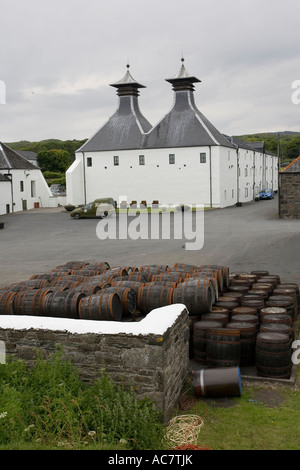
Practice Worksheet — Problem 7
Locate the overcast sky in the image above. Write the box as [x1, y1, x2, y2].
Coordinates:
[0, 0, 299, 142]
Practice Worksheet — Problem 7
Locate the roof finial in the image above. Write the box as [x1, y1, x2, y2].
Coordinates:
[181, 53, 184, 63]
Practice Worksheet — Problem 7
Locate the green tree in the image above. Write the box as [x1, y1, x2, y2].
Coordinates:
[37, 149, 72, 173]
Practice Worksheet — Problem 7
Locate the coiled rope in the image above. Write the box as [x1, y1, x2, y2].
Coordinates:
[164, 387, 212, 450]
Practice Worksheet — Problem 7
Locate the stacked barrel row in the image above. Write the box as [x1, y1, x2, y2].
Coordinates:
[190, 268, 299, 380]
[0, 261, 298, 380]
[0, 261, 225, 322]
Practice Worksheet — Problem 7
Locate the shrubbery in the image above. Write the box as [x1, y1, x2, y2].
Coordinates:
[0, 350, 165, 450]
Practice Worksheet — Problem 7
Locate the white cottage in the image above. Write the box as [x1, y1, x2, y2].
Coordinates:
[0, 142, 52, 215]
[67, 60, 278, 208]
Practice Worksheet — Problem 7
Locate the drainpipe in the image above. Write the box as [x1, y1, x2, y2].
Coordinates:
[209, 146, 212, 208]
[82, 152, 87, 205]
[236, 148, 240, 204]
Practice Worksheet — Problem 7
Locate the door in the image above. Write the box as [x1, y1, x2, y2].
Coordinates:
[22, 200, 27, 211]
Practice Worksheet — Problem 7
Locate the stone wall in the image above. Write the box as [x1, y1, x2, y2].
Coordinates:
[0, 304, 189, 420]
[279, 172, 300, 219]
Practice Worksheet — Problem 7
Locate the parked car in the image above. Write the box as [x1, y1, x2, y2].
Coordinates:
[259, 188, 274, 200]
[70, 198, 117, 219]
[50, 184, 66, 195]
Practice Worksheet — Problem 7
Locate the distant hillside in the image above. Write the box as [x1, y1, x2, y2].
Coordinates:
[5, 132, 300, 163]
[235, 132, 300, 161]
[5, 139, 88, 162]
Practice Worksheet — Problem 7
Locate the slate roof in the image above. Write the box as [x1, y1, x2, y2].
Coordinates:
[0, 173, 11, 182]
[0, 143, 39, 170]
[78, 66, 152, 152]
[143, 61, 235, 149]
[282, 155, 300, 173]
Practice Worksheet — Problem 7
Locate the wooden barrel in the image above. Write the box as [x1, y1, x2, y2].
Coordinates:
[229, 313, 260, 330]
[250, 270, 269, 278]
[232, 306, 258, 316]
[13, 288, 53, 316]
[271, 290, 298, 317]
[0, 290, 17, 315]
[44, 290, 85, 318]
[266, 296, 295, 319]
[70, 283, 103, 296]
[226, 322, 257, 366]
[151, 273, 186, 283]
[172, 284, 212, 316]
[247, 290, 269, 301]
[101, 286, 137, 316]
[251, 283, 273, 295]
[241, 298, 265, 313]
[215, 300, 239, 314]
[110, 280, 145, 296]
[200, 312, 229, 326]
[61, 261, 90, 270]
[127, 273, 148, 282]
[206, 328, 241, 368]
[181, 278, 219, 303]
[192, 367, 242, 398]
[137, 285, 174, 314]
[255, 332, 292, 379]
[227, 285, 249, 295]
[200, 265, 230, 288]
[260, 323, 294, 342]
[259, 313, 293, 326]
[78, 293, 122, 321]
[193, 321, 223, 364]
[222, 291, 243, 303]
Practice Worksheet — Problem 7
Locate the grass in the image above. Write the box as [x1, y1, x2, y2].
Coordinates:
[0, 347, 299, 450]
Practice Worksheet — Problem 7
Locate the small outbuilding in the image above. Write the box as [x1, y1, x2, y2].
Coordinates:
[279, 156, 300, 219]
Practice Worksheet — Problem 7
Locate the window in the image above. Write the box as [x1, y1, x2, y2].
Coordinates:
[169, 154, 175, 164]
[31, 181, 36, 198]
[20, 181, 24, 192]
[200, 153, 206, 163]
[87, 157, 92, 167]
[245, 188, 249, 197]
[139, 155, 145, 166]
[245, 168, 248, 177]
[114, 156, 119, 166]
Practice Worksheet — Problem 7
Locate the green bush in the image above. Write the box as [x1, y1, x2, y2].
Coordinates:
[0, 351, 165, 450]
[43, 171, 64, 180]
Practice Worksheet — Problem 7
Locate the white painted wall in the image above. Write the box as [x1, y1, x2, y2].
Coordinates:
[67, 146, 279, 209]
[5, 169, 52, 212]
[0, 179, 12, 215]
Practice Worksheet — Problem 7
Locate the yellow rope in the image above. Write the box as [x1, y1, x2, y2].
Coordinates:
[164, 414, 205, 447]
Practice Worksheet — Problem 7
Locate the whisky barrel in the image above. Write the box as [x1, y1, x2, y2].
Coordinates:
[78, 293, 122, 321]
[44, 290, 85, 318]
[192, 321, 223, 364]
[206, 328, 241, 368]
[137, 285, 174, 314]
[226, 322, 257, 366]
[229, 314, 260, 330]
[0, 290, 17, 315]
[172, 284, 212, 316]
[255, 332, 292, 379]
[101, 286, 137, 316]
[266, 296, 295, 319]
[13, 288, 53, 316]
[232, 306, 258, 317]
[193, 367, 242, 398]
[200, 312, 229, 326]
[260, 323, 294, 342]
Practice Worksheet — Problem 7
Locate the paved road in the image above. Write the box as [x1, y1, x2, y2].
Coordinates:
[0, 196, 299, 288]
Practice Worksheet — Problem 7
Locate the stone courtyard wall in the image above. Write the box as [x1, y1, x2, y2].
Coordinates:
[0, 304, 189, 420]
[279, 172, 300, 219]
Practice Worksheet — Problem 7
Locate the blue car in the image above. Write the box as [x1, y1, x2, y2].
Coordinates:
[259, 188, 274, 200]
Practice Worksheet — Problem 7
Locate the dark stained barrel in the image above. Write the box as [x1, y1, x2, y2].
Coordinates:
[0, 290, 17, 315]
[137, 285, 175, 314]
[180, 278, 218, 304]
[200, 312, 229, 326]
[110, 280, 145, 296]
[241, 298, 265, 313]
[229, 313, 260, 330]
[232, 306, 258, 317]
[192, 367, 242, 398]
[44, 290, 85, 318]
[260, 323, 294, 342]
[206, 328, 241, 368]
[226, 322, 257, 366]
[192, 321, 223, 364]
[101, 286, 137, 316]
[255, 332, 292, 379]
[13, 288, 53, 316]
[259, 313, 293, 326]
[172, 284, 212, 316]
[78, 293, 122, 321]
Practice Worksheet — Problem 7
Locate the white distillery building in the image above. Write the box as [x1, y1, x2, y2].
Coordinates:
[66, 60, 279, 208]
[0, 142, 53, 215]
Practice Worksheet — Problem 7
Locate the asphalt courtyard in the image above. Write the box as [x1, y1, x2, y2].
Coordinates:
[0, 196, 300, 289]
